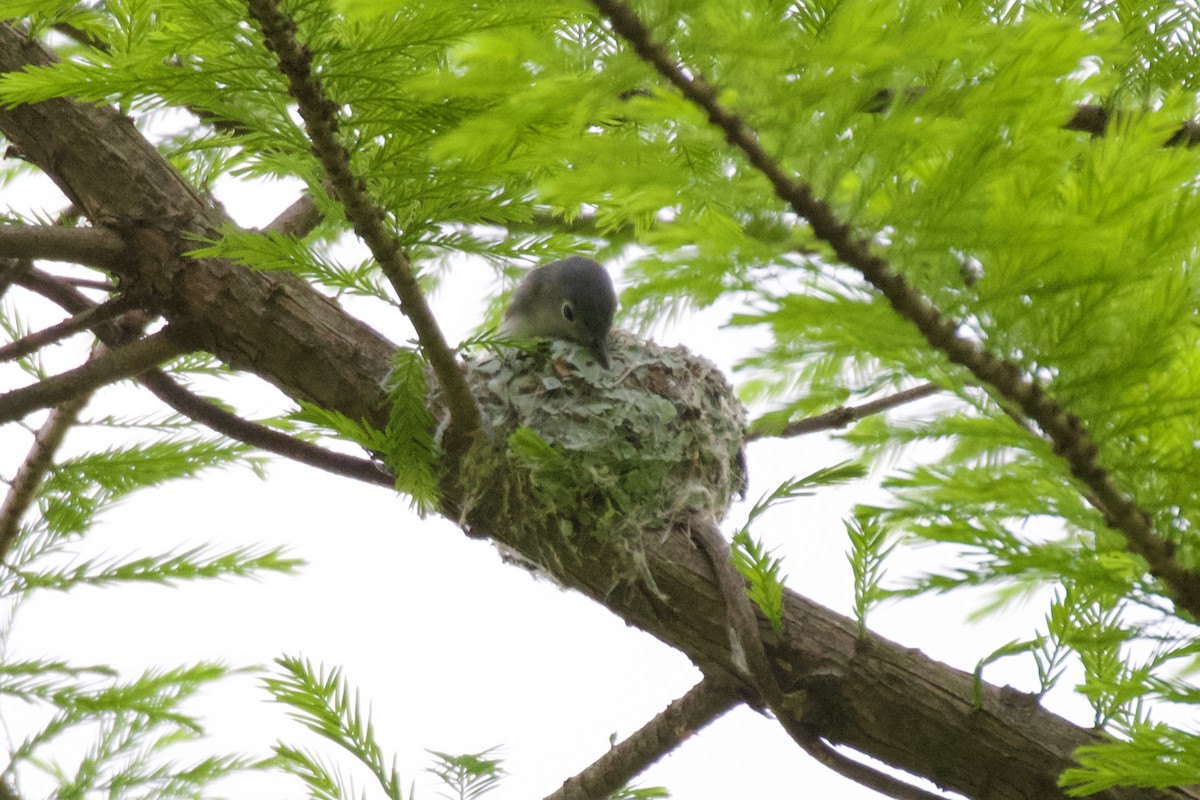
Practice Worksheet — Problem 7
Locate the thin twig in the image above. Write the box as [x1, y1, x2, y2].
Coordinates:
[590, 0, 1200, 621]
[0, 296, 132, 363]
[53, 275, 116, 292]
[12, 266, 394, 489]
[49, 21, 107, 53]
[0, 223, 124, 268]
[0, 382, 93, 563]
[0, 208, 137, 562]
[747, 382, 941, 442]
[544, 677, 739, 800]
[137, 369, 394, 489]
[867, 92, 1200, 149]
[1063, 104, 1200, 147]
[245, 0, 482, 445]
[11, 264, 95, 313]
[0, 329, 186, 424]
[0, 259, 32, 299]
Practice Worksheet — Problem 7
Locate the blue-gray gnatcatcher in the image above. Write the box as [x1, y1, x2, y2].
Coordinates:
[501, 257, 617, 368]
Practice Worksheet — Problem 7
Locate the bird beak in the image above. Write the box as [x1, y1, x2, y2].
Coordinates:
[586, 339, 611, 369]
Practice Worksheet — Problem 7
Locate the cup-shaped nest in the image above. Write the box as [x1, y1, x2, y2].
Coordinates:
[438, 331, 747, 569]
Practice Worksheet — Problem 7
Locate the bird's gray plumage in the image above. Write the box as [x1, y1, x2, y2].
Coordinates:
[501, 257, 617, 368]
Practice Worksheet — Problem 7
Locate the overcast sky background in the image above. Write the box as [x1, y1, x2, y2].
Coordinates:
[0, 156, 1095, 800]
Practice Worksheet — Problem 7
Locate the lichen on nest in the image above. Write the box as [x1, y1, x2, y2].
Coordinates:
[432, 329, 747, 581]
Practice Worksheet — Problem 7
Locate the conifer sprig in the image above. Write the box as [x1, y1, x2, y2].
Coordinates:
[245, 0, 482, 444]
[265, 656, 407, 800]
[587, 0, 1200, 621]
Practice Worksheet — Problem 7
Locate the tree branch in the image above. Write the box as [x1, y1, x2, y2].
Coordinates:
[11, 267, 394, 489]
[0, 380, 92, 564]
[0, 259, 32, 299]
[0, 295, 132, 363]
[0, 328, 186, 423]
[49, 21, 107, 53]
[625, 520, 1200, 800]
[544, 677, 739, 800]
[1, 23, 396, 425]
[868, 92, 1200, 148]
[262, 192, 325, 239]
[1064, 104, 1200, 147]
[0, 243, 131, 565]
[136, 369, 394, 489]
[244, 0, 482, 444]
[9, 263, 94, 315]
[747, 382, 941, 442]
[689, 516, 950, 800]
[52, 275, 115, 291]
[0, 223, 124, 268]
[588, 0, 1200, 622]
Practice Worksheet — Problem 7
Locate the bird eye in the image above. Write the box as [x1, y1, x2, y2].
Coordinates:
[561, 301, 575, 322]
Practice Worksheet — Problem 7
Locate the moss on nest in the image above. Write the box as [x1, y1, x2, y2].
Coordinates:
[432, 330, 747, 584]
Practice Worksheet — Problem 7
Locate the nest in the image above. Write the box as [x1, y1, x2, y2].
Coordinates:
[434, 330, 747, 584]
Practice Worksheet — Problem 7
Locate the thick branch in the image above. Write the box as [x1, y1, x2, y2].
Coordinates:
[689, 516, 949, 800]
[0, 329, 186, 423]
[244, 0, 481, 442]
[0, 223, 124, 268]
[544, 677, 739, 800]
[588, 0, 1200, 621]
[571, 519, 1200, 800]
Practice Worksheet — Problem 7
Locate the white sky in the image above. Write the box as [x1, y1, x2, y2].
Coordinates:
[0, 168, 1096, 800]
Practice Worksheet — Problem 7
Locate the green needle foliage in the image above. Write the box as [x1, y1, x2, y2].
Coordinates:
[845, 510, 894, 638]
[266, 656, 407, 800]
[268, 659, 517, 800]
[6, 544, 301, 593]
[0, 367, 298, 796]
[733, 462, 866, 631]
[2, 662, 270, 799]
[425, 748, 503, 800]
[190, 229, 398, 305]
[383, 349, 439, 515]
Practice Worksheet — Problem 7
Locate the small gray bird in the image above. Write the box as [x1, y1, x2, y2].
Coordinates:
[501, 257, 617, 368]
